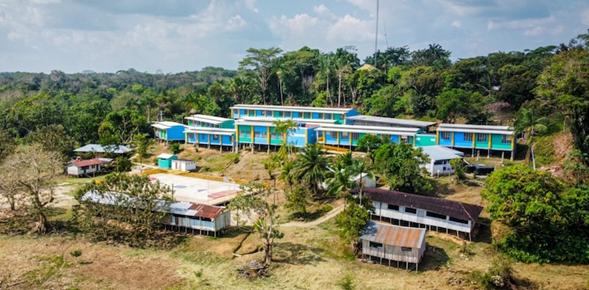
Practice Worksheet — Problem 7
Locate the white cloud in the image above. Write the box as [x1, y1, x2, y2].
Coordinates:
[452, 20, 461, 28]
[326, 15, 374, 42]
[269, 14, 319, 36]
[245, 0, 258, 13]
[313, 4, 334, 19]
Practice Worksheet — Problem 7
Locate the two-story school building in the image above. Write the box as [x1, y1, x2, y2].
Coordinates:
[230, 104, 359, 124]
[184, 114, 236, 152]
[152, 121, 187, 142]
[234, 118, 319, 152]
[315, 124, 421, 149]
[436, 124, 516, 160]
[352, 187, 484, 241]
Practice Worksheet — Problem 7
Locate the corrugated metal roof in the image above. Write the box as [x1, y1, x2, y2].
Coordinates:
[346, 115, 436, 128]
[81, 191, 226, 219]
[360, 221, 426, 248]
[230, 104, 354, 114]
[70, 158, 108, 167]
[436, 127, 515, 135]
[74, 144, 133, 154]
[351, 188, 483, 222]
[418, 145, 464, 161]
[185, 114, 231, 124]
[151, 121, 186, 130]
[240, 117, 338, 125]
[438, 123, 511, 131]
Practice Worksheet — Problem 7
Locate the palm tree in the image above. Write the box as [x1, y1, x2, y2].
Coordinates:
[350, 159, 375, 206]
[513, 108, 549, 167]
[325, 163, 354, 197]
[279, 160, 296, 192]
[273, 119, 298, 157]
[293, 144, 329, 198]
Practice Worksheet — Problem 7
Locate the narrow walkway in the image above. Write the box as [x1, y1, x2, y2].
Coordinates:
[280, 204, 345, 228]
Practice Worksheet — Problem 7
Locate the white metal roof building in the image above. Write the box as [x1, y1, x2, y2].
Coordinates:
[346, 115, 437, 130]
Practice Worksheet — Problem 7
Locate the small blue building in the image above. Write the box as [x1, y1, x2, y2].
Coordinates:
[436, 124, 516, 160]
[157, 153, 178, 169]
[152, 121, 187, 142]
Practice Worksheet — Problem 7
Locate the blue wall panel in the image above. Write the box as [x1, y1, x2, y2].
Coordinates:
[453, 132, 472, 148]
[167, 125, 186, 141]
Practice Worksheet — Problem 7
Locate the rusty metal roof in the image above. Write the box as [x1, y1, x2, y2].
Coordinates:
[351, 187, 483, 222]
[71, 158, 107, 167]
[360, 221, 426, 248]
[188, 203, 225, 219]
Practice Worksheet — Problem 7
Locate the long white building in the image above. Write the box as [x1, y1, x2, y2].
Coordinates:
[353, 188, 484, 240]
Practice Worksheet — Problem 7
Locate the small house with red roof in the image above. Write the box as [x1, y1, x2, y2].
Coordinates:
[67, 158, 112, 177]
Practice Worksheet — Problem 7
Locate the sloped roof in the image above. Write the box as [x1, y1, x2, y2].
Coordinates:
[70, 158, 108, 168]
[81, 191, 225, 219]
[360, 221, 426, 248]
[185, 114, 231, 124]
[231, 104, 354, 114]
[351, 187, 483, 222]
[157, 153, 175, 159]
[346, 115, 436, 128]
[151, 121, 186, 130]
[74, 144, 133, 154]
[418, 145, 464, 161]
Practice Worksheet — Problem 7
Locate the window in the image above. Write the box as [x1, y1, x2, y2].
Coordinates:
[239, 131, 245, 138]
[401, 136, 408, 143]
[266, 110, 272, 117]
[325, 113, 332, 120]
[276, 111, 283, 117]
[404, 207, 417, 214]
[304, 112, 311, 119]
[341, 132, 349, 139]
[369, 241, 383, 249]
[270, 131, 276, 140]
[329, 132, 338, 139]
[318, 113, 324, 119]
[477, 134, 487, 142]
[284, 111, 291, 118]
[262, 131, 268, 139]
[387, 204, 399, 211]
[441, 132, 450, 140]
[212, 134, 219, 141]
[233, 109, 238, 116]
[248, 110, 254, 117]
[464, 133, 473, 142]
[401, 247, 412, 252]
[352, 133, 360, 140]
[278, 133, 284, 141]
[426, 211, 446, 220]
[449, 217, 469, 224]
[502, 134, 511, 144]
[254, 131, 261, 138]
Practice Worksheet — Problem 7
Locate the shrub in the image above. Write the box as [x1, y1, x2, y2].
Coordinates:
[70, 249, 82, 257]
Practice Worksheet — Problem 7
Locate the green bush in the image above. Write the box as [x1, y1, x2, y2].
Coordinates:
[69, 249, 82, 257]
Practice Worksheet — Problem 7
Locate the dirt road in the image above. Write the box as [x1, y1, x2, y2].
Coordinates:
[280, 204, 345, 228]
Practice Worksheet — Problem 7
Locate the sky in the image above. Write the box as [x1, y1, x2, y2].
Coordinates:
[0, 0, 588, 73]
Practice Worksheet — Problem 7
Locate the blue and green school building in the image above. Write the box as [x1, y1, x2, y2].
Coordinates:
[154, 104, 516, 159]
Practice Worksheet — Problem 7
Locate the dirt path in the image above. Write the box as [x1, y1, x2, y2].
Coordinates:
[280, 204, 345, 228]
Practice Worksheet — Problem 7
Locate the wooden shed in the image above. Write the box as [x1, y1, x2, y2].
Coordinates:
[360, 221, 426, 270]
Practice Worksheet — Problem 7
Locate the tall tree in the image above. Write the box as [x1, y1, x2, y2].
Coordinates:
[239, 47, 283, 104]
[0, 144, 61, 233]
[228, 182, 282, 266]
[373, 143, 432, 194]
[513, 108, 549, 165]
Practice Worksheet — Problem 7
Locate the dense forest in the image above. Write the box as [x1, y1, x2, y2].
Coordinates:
[1, 31, 589, 264]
